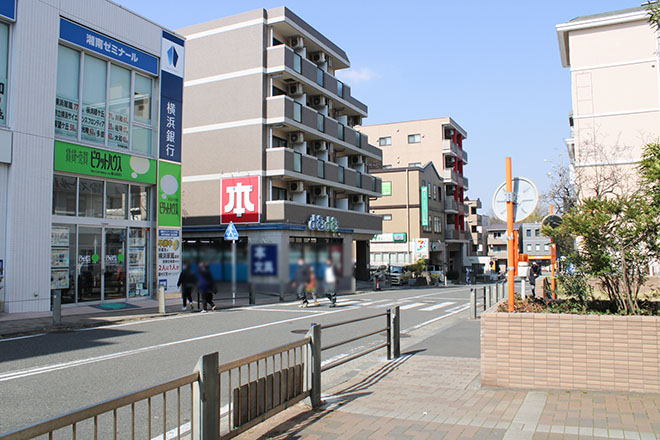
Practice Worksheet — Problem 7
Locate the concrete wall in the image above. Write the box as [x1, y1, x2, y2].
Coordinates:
[481, 306, 660, 393]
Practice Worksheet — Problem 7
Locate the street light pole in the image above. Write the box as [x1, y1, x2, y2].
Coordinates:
[506, 158, 515, 312]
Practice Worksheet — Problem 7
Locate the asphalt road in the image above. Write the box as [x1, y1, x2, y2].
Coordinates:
[0, 285, 478, 437]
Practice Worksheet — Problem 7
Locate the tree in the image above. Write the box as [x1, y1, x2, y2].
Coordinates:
[646, 1, 660, 31]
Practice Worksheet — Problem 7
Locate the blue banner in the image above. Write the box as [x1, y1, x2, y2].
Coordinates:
[159, 31, 185, 162]
[0, 1, 15, 21]
[59, 18, 158, 75]
[251, 244, 278, 276]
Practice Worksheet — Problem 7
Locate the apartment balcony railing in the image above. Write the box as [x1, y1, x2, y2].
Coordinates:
[266, 147, 381, 196]
[444, 199, 458, 212]
[265, 95, 381, 160]
[266, 200, 382, 232]
[266, 45, 367, 116]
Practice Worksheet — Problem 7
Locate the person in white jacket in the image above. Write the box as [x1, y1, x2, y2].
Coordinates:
[324, 258, 338, 307]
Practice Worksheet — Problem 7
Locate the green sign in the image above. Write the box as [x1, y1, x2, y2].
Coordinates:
[382, 181, 392, 196]
[158, 161, 181, 227]
[421, 186, 428, 227]
[54, 141, 157, 184]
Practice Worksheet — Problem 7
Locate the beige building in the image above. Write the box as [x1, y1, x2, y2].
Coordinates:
[362, 118, 469, 275]
[179, 7, 382, 287]
[557, 7, 660, 197]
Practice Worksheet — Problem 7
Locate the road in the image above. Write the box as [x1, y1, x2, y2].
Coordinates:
[0, 285, 477, 437]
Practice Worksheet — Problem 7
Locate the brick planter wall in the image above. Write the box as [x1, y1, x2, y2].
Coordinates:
[481, 303, 660, 393]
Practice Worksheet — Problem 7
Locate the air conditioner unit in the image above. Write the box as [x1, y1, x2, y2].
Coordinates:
[288, 83, 303, 96]
[351, 194, 364, 204]
[313, 186, 327, 197]
[312, 95, 327, 108]
[289, 36, 303, 50]
[350, 155, 363, 165]
[289, 180, 305, 193]
[288, 131, 304, 144]
[348, 115, 362, 127]
[311, 51, 326, 64]
[312, 140, 327, 152]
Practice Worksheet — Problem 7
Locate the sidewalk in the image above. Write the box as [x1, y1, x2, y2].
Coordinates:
[242, 344, 660, 439]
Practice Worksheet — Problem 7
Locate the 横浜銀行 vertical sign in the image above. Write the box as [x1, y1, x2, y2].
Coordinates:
[59, 18, 158, 75]
[159, 32, 185, 163]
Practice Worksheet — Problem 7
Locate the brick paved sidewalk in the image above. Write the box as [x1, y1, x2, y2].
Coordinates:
[243, 353, 660, 440]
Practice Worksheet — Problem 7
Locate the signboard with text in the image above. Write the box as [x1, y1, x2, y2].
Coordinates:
[414, 238, 429, 260]
[421, 186, 429, 227]
[157, 228, 181, 293]
[158, 161, 181, 227]
[159, 32, 184, 162]
[220, 176, 261, 224]
[251, 244, 277, 277]
[54, 141, 156, 184]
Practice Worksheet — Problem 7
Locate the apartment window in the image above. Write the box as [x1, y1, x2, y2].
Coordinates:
[293, 152, 302, 173]
[408, 162, 421, 168]
[381, 180, 393, 196]
[536, 244, 540, 251]
[293, 53, 302, 74]
[293, 102, 302, 123]
[544, 244, 549, 251]
[272, 136, 287, 148]
[427, 184, 431, 198]
[272, 86, 286, 96]
[272, 187, 287, 201]
[378, 136, 391, 146]
[356, 172, 362, 188]
[535, 229, 540, 237]
[526, 229, 531, 237]
[338, 123, 344, 141]
[337, 81, 344, 98]
[55, 45, 155, 154]
[527, 244, 532, 251]
[338, 166, 344, 183]
[355, 131, 361, 147]
[421, 179, 426, 189]
[433, 185, 437, 200]
[434, 217, 442, 234]
[383, 214, 392, 221]
[316, 113, 324, 132]
[317, 160, 325, 178]
[382, 164, 392, 169]
[408, 134, 421, 143]
[316, 67, 324, 87]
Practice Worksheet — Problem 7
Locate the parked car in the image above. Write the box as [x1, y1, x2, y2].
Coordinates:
[388, 266, 405, 285]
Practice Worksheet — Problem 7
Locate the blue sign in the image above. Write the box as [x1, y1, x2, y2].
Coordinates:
[159, 31, 185, 162]
[224, 222, 239, 241]
[59, 18, 158, 75]
[0, 1, 15, 21]
[251, 244, 277, 276]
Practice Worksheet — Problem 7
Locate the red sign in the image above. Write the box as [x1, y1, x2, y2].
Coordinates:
[220, 176, 260, 224]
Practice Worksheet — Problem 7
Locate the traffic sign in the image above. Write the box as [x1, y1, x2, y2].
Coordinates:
[224, 221, 239, 241]
[492, 177, 538, 222]
[541, 214, 563, 229]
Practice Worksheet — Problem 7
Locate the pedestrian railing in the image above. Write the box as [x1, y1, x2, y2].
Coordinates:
[1, 308, 401, 440]
[470, 282, 507, 319]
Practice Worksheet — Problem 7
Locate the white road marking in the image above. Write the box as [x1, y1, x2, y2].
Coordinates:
[0, 310, 342, 383]
[403, 304, 470, 332]
[0, 333, 45, 342]
[419, 301, 456, 312]
[400, 302, 427, 310]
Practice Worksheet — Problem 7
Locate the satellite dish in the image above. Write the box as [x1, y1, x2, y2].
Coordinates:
[492, 177, 539, 222]
[541, 214, 563, 229]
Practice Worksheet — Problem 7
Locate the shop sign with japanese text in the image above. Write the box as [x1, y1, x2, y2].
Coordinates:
[54, 141, 156, 184]
[159, 32, 184, 162]
[158, 161, 181, 227]
[157, 228, 181, 293]
[220, 176, 260, 224]
[59, 18, 158, 75]
[307, 215, 339, 232]
[251, 244, 277, 277]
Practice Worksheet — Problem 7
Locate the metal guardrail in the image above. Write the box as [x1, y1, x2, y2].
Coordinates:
[1, 308, 401, 439]
[470, 282, 507, 319]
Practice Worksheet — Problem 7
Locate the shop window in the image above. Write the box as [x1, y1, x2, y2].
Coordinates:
[55, 45, 80, 139]
[106, 182, 128, 219]
[78, 178, 104, 218]
[0, 21, 8, 125]
[55, 45, 156, 155]
[104, 228, 126, 299]
[51, 224, 76, 303]
[130, 186, 150, 221]
[53, 175, 77, 216]
[128, 228, 149, 297]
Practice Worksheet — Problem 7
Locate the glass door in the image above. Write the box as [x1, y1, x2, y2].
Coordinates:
[78, 226, 102, 302]
[104, 228, 127, 299]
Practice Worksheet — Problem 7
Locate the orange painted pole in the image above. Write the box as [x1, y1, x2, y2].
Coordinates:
[506, 158, 515, 312]
[513, 230, 519, 277]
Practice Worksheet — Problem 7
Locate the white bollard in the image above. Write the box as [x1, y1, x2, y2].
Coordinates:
[158, 286, 166, 314]
[521, 279, 526, 299]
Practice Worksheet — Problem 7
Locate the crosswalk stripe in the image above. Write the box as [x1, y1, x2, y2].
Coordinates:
[419, 301, 456, 312]
[400, 302, 426, 310]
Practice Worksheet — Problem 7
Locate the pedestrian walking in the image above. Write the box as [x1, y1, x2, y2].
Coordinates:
[177, 262, 197, 311]
[324, 259, 338, 307]
[198, 262, 216, 312]
[528, 261, 542, 296]
[292, 258, 319, 307]
[465, 267, 472, 285]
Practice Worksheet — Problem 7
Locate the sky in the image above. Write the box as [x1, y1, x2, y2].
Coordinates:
[117, 0, 645, 213]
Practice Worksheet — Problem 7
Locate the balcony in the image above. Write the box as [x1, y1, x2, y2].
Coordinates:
[266, 200, 382, 233]
[444, 199, 458, 213]
[266, 45, 367, 116]
[445, 226, 470, 242]
[442, 140, 469, 165]
[266, 95, 381, 160]
[265, 147, 380, 197]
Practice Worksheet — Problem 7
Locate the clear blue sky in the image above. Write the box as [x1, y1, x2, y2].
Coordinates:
[118, 0, 645, 213]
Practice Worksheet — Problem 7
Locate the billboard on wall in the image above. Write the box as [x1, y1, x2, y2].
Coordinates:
[158, 161, 181, 228]
[220, 176, 261, 224]
[421, 186, 429, 227]
[157, 229, 181, 293]
[414, 238, 429, 260]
